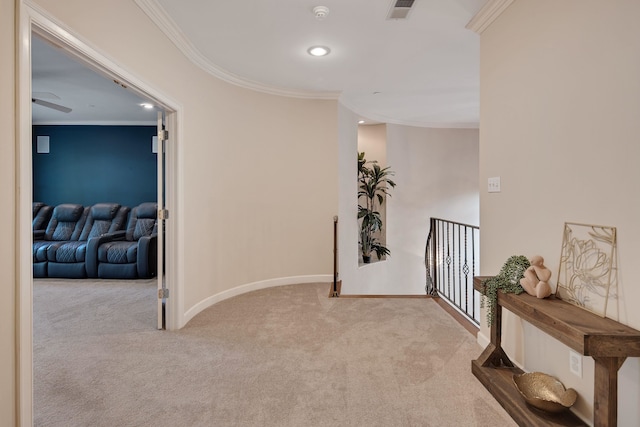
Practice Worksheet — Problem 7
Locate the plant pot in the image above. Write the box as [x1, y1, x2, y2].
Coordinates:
[362, 254, 371, 263]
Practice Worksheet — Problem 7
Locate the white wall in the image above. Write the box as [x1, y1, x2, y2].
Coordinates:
[341, 124, 480, 295]
[479, 1, 640, 424]
[358, 124, 387, 167]
[385, 126, 479, 295]
[337, 104, 359, 291]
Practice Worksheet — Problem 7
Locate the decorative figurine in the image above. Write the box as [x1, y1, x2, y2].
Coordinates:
[520, 255, 552, 299]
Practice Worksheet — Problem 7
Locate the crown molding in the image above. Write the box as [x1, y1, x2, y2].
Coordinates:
[134, 0, 340, 100]
[339, 98, 479, 130]
[465, 0, 515, 35]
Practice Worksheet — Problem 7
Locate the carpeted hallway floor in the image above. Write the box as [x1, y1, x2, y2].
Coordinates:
[34, 279, 516, 426]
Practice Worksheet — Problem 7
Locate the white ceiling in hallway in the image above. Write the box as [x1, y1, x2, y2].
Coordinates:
[31, 0, 488, 127]
[150, 0, 487, 127]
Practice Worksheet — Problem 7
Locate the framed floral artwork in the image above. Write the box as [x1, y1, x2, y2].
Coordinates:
[556, 222, 617, 317]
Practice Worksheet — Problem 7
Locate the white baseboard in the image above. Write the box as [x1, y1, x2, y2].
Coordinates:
[181, 274, 332, 327]
[477, 331, 490, 348]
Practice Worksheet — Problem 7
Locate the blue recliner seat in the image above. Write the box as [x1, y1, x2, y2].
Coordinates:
[32, 202, 53, 231]
[89, 202, 158, 279]
[33, 203, 89, 278]
[46, 203, 130, 279]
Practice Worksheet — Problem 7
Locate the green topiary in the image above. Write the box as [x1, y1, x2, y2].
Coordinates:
[481, 255, 531, 326]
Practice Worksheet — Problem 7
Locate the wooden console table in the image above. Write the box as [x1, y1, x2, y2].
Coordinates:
[472, 276, 640, 427]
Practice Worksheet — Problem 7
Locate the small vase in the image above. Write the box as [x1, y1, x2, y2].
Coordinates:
[362, 254, 371, 263]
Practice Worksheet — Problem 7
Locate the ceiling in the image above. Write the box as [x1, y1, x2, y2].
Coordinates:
[31, 0, 487, 127]
[31, 36, 158, 125]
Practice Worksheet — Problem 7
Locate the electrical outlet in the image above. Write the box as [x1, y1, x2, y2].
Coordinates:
[569, 350, 582, 377]
[488, 176, 501, 193]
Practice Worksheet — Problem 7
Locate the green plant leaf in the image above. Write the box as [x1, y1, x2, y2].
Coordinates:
[357, 151, 396, 259]
[481, 255, 530, 326]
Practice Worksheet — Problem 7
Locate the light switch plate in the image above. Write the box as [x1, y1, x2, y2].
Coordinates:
[488, 176, 501, 193]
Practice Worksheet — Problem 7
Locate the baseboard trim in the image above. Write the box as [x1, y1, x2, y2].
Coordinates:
[182, 274, 332, 326]
[477, 330, 490, 348]
[337, 294, 430, 298]
[432, 297, 480, 337]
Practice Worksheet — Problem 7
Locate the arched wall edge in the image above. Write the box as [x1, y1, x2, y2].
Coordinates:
[182, 275, 332, 326]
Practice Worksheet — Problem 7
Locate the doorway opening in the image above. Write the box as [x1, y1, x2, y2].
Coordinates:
[19, 7, 181, 425]
[30, 29, 168, 326]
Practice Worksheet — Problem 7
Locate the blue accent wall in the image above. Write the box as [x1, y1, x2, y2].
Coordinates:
[33, 125, 157, 208]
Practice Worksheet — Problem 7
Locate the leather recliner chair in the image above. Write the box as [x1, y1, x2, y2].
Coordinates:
[88, 202, 158, 279]
[32, 202, 53, 232]
[46, 203, 130, 279]
[33, 203, 89, 278]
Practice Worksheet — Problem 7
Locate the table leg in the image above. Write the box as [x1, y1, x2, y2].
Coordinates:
[593, 356, 625, 427]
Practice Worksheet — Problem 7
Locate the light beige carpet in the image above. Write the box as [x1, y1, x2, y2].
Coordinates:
[34, 280, 516, 426]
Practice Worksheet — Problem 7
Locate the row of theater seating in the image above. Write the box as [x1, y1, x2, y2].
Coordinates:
[33, 202, 158, 279]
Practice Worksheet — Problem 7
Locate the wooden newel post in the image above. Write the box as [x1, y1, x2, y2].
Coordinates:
[331, 216, 339, 298]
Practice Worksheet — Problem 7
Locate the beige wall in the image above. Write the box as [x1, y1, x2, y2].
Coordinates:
[480, 1, 640, 423]
[1, 0, 16, 424]
[28, 0, 339, 316]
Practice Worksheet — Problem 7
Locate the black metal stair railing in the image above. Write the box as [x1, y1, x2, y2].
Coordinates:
[425, 217, 480, 326]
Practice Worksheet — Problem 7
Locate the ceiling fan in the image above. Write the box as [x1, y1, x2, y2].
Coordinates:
[32, 92, 72, 113]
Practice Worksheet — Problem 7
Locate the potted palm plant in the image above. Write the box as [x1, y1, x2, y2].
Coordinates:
[358, 152, 396, 263]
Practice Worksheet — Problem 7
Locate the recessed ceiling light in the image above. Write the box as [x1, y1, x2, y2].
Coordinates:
[358, 120, 365, 124]
[307, 46, 330, 57]
[141, 103, 154, 109]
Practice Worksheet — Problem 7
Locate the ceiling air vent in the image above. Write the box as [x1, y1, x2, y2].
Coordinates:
[387, 0, 416, 20]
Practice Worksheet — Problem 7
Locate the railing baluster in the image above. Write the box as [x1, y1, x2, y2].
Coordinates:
[424, 217, 480, 326]
[463, 227, 469, 315]
[446, 223, 451, 298]
[457, 223, 461, 308]
[431, 217, 437, 296]
[437, 220, 442, 294]
[472, 228, 477, 321]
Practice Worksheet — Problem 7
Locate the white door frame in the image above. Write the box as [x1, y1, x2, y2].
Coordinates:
[157, 111, 166, 329]
[17, 2, 183, 424]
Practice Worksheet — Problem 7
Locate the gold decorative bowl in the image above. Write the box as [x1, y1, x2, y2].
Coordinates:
[513, 372, 578, 413]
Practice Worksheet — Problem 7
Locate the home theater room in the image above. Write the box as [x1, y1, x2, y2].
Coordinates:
[31, 33, 166, 313]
